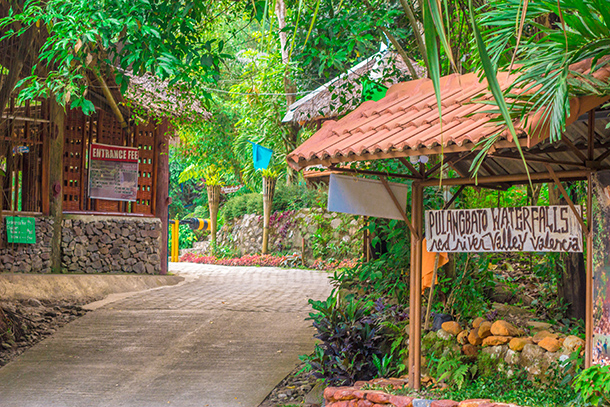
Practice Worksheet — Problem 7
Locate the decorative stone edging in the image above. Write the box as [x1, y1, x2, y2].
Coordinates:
[324, 379, 524, 407]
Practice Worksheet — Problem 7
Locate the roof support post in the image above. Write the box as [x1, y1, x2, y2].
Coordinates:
[585, 172, 593, 368]
[408, 182, 423, 390]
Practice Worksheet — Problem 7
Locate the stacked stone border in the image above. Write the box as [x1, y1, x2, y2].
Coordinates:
[61, 215, 162, 274]
[0, 217, 53, 273]
[324, 379, 524, 407]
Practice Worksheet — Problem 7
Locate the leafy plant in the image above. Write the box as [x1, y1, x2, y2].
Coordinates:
[303, 293, 408, 386]
[573, 365, 610, 406]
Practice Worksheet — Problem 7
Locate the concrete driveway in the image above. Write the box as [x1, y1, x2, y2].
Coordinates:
[0, 263, 332, 407]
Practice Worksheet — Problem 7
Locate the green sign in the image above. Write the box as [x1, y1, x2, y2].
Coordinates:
[6, 217, 36, 244]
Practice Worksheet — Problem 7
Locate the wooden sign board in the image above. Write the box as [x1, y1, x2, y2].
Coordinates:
[6, 216, 36, 244]
[328, 174, 409, 220]
[425, 205, 583, 253]
[88, 143, 139, 201]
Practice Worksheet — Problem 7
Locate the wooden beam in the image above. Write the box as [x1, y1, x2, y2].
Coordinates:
[543, 164, 588, 236]
[490, 153, 588, 169]
[561, 135, 588, 163]
[595, 148, 610, 164]
[328, 165, 420, 180]
[409, 182, 423, 390]
[585, 172, 593, 369]
[420, 169, 590, 187]
[379, 176, 419, 238]
[588, 109, 595, 161]
[397, 157, 422, 178]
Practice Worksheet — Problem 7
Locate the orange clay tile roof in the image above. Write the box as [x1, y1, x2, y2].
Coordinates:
[287, 66, 610, 171]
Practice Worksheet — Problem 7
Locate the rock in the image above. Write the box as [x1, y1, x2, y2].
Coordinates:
[468, 330, 482, 346]
[482, 336, 511, 346]
[462, 344, 478, 357]
[366, 391, 390, 404]
[491, 320, 520, 337]
[504, 349, 520, 365]
[519, 344, 545, 368]
[437, 329, 453, 341]
[481, 345, 508, 360]
[509, 337, 531, 352]
[532, 330, 557, 344]
[472, 317, 485, 329]
[133, 263, 146, 274]
[527, 321, 553, 332]
[412, 399, 433, 407]
[478, 321, 492, 339]
[457, 330, 469, 345]
[431, 401, 458, 407]
[432, 314, 453, 332]
[538, 336, 562, 352]
[458, 400, 492, 407]
[442, 321, 462, 336]
[389, 395, 414, 407]
[563, 335, 585, 353]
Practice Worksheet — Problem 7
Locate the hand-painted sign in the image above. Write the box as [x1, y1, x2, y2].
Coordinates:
[425, 206, 583, 253]
[221, 185, 244, 194]
[88, 143, 139, 201]
[6, 216, 36, 244]
[328, 174, 409, 220]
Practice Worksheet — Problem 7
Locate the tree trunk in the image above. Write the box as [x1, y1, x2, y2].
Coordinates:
[207, 185, 220, 243]
[262, 176, 276, 254]
[553, 181, 586, 321]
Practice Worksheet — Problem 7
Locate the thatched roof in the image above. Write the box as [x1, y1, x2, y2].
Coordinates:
[282, 45, 426, 124]
[123, 72, 211, 119]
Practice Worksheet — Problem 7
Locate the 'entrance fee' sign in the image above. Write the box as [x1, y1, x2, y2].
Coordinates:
[89, 143, 139, 201]
[425, 206, 583, 252]
[6, 216, 36, 244]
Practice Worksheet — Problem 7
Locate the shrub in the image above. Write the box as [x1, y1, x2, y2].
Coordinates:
[303, 294, 408, 386]
[573, 364, 610, 406]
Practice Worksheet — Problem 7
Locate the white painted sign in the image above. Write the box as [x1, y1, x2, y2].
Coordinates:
[328, 174, 409, 220]
[221, 185, 244, 194]
[425, 206, 583, 253]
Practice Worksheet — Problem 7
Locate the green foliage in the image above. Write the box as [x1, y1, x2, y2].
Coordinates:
[169, 148, 206, 219]
[573, 365, 610, 406]
[1, 0, 230, 111]
[221, 193, 263, 222]
[434, 371, 578, 407]
[303, 293, 408, 386]
[168, 223, 198, 251]
[273, 183, 325, 213]
[334, 218, 411, 304]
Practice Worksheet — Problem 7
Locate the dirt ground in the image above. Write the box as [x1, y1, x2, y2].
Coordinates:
[0, 299, 89, 367]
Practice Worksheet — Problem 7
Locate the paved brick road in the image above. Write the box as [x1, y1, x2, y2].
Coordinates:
[0, 263, 332, 407]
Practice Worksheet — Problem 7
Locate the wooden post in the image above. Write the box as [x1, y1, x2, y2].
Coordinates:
[154, 119, 170, 275]
[262, 176, 277, 254]
[409, 182, 423, 389]
[586, 171, 593, 368]
[49, 100, 65, 273]
[207, 184, 220, 243]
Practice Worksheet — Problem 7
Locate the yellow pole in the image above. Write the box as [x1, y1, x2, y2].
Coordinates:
[171, 220, 180, 262]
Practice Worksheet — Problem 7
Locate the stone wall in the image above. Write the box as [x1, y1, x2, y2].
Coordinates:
[191, 208, 362, 260]
[324, 381, 524, 407]
[0, 217, 53, 273]
[61, 215, 162, 274]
